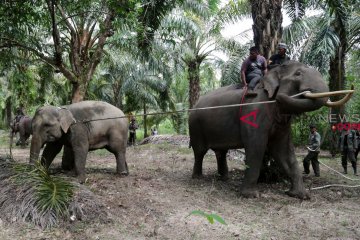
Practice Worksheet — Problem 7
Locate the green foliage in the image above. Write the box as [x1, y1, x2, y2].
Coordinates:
[188, 210, 227, 225]
[0, 160, 74, 228]
[291, 107, 336, 150]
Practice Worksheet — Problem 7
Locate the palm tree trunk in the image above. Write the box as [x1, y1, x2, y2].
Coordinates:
[188, 61, 201, 109]
[251, 0, 283, 182]
[5, 97, 12, 129]
[143, 102, 148, 138]
[328, 16, 348, 155]
[251, 0, 283, 57]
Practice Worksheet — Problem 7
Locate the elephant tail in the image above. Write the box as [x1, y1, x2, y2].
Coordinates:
[188, 140, 192, 149]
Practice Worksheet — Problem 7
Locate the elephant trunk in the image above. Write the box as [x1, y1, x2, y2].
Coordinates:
[30, 136, 42, 164]
[276, 93, 327, 114]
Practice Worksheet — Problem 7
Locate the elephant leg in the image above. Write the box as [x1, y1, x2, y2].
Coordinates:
[72, 142, 89, 183]
[41, 142, 64, 168]
[62, 145, 75, 171]
[214, 150, 229, 180]
[115, 151, 128, 176]
[192, 147, 208, 179]
[269, 135, 310, 199]
[240, 144, 266, 198]
[19, 126, 26, 148]
[107, 135, 128, 176]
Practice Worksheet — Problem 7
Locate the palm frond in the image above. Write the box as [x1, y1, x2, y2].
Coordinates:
[215, 0, 251, 26]
[283, 0, 307, 20]
[220, 53, 245, 86]
[0, 159, 74, 228]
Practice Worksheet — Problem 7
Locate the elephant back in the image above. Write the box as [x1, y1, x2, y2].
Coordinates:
[67, 101, 125, 120]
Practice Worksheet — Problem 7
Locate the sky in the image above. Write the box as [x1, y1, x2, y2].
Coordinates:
[220, 10, 292, 41]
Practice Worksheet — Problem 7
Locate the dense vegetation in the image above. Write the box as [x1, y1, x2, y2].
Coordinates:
[0, 0, 359, 143]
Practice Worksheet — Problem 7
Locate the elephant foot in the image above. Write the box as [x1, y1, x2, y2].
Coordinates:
[117, 171, 129, 177]
[192, 173, 203, 179]
[78, 175, 86, 184]
[239, 187, 259, 198]
[62, 165, 74, 171]
[217, 174, 229, 181]
[285, 189, 310, 200]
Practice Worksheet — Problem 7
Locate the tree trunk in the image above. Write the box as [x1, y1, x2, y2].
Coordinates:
[328, 30, 347, 119]
[113, 81, 123, 109]
[251, 0, 284, 182]
[328, 14, 348, 155]
[71, 80, 87, 103]
[47, 2, 115, 104]
[251, 0, 283, 58]
[5, 97, 12, 128]
[143, 102, 148, 138]
[188, 60, 201, 109]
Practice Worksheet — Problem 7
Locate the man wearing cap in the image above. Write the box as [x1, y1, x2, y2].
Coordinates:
[268, 43, 290, 69]
[303, 124, 321, 177]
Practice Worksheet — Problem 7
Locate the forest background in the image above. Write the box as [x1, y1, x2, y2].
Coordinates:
[0, 0, 359, 150]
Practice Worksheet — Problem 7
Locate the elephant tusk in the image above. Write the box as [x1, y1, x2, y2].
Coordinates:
[325, 92, 354, 107]
[303, 85, 354, 107]
[303, 89, 354, 99]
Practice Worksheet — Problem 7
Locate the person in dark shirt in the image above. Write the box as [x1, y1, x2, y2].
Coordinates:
[128, 117, 138, 146]
[240, 46, 267, 96]
[338, 128, 358, 175]
[268, 43, 290, 70]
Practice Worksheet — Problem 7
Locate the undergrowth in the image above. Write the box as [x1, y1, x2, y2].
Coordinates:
[0, 158, 74, 228]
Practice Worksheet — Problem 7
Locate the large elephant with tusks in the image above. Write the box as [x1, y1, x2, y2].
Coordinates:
[30, 101, 129, 183]
[189, 61, 353, 199]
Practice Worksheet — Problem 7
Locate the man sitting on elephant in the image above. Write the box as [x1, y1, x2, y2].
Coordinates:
[240, 46, 268, 96]
[268, 43, 290, 70]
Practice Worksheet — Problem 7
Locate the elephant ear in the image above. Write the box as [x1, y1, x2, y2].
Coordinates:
[263, 68, 280, 99]
[58, 108, 76, 134]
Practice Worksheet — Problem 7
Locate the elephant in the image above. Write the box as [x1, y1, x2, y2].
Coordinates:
[29, 101, 129, 183]
[188, 61, 353, 199]
[10, 116, 32, 148]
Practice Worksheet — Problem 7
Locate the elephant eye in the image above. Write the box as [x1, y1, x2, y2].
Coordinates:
[295, 71, 301, 76]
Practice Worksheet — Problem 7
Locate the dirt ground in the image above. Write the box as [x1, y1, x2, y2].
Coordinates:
[1, 134, 360, 240]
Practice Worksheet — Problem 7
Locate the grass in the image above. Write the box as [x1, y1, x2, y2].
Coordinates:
[0, 130, 10, 146]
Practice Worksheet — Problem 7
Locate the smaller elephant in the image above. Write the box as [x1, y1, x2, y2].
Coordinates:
[30, 101, 129, 183]
[10, 116, 32, 148]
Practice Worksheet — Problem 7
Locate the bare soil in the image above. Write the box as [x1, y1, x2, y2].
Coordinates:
[1, 134, 360, 240]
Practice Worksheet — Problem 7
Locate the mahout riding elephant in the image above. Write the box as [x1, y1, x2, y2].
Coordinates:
[10, 116, 32, 148]
[189, 61, 353, 199]
[30, 101, 129, 183]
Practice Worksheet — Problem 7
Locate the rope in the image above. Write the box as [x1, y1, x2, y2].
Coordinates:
[310, 159, 360, 190]
[76, 90, 311, 124]
[318, 159, 360, 181]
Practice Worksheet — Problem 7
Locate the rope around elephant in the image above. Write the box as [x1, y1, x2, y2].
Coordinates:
[59, 91, 360, 191]
[75, 91, 312, 124]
